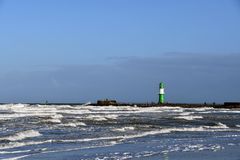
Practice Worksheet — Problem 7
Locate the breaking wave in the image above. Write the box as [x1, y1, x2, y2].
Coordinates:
[204, 122, 229, 129]
[59, 122, 86, 127]
[0, 104, 240, 159]
[175, 115, 203, 120]
[0, 130, 41, 142]
[112, 126, 135, 132]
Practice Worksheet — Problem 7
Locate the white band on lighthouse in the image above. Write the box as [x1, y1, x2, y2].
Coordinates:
[160, 88, 165, 94]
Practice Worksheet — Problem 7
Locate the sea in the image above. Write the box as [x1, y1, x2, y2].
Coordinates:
[0, 104, 240, 160]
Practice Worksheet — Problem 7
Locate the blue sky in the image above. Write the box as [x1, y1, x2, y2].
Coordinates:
[0, 0, 240, 103]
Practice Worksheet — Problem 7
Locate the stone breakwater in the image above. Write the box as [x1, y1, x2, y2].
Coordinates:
[1, 102, 239, 108]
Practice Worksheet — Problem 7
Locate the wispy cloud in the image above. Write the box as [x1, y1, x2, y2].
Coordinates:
[0, 53, 239, 103]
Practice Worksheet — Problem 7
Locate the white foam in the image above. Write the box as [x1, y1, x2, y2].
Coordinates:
[0, 140, 52, 150]
[85, 115, 108, 121]
[0, 125, 235, 151]
[2, 155, 30, 160]
[236, 125, 240, 128]
[204, 122, 229, 129]
[0, 130, 41, 142]
[59, 127, 211, 144]
[0, 104, 200, 121]
[58, 130, 164, 143]
[159, 106, 182, 110]
[191, 107, 214, 112]
[85, 114, 118, 120]
[51, 114, 63, 119]
[59, 122, 86, 127]
[43, 119, 62, 123]
[217, 122, 229, 129]
[105, 114, 119, 120]
[180, 144, 223, 152]
[202, 110, 240, 114]
[177, 112, 193, 116]
[73, 122, 87, 126]
[0, 107, 60, 120]
[159, 127, 206, 133]
[160, 107, 184, 113]
[0, 149, 31, 154]
[41, 113, 63, 123]
[12, 142, 117, 160]
[0, 104, 90, 120]
[228, 143, 235, 146]
[82, 102, 91, 106]
[83, 106, 164, 114]
[57, 109, 90, 115]
[175, 115, 203, 120]
[112, 126, 135, 132]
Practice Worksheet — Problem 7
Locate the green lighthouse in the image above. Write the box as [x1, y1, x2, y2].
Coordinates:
[159, 82, 165, 104]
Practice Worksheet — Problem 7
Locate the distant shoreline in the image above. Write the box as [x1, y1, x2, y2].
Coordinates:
[0, 102, 240, 109]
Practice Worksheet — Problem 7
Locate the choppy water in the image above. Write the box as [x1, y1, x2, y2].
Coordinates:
[0, 104, 240, 160]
